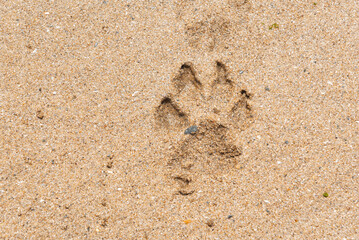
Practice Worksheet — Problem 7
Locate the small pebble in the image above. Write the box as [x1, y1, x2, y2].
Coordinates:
[36, 110, 44, 119]
[106, 161, 113, 168]
[183, 219, 192, 224]
[206, 219, 215, 227]
[184, 125, 198, 135]
[227, 215, 233, 219]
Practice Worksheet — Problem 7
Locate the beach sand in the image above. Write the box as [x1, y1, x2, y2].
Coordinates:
[1, 0, 358, 238]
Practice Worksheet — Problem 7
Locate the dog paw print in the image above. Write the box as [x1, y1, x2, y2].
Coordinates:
[175, 0, 252, 51]
[155, 61, 253, 195]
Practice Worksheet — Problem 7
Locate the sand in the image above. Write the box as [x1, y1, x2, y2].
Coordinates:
[1, 0, 358, 239]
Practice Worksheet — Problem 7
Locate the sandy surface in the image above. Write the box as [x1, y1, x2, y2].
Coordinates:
[1, 0, 358, 239]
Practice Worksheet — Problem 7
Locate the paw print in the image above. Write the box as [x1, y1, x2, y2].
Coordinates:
[175, 0, 252, 51]
[155, 61, 253, 195]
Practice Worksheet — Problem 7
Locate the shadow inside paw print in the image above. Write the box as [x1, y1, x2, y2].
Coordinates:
[155, 61, 253, 195]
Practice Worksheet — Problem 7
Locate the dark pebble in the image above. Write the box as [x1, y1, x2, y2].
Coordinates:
[227, 215, 233, 219]
[184, 125, 198, 135]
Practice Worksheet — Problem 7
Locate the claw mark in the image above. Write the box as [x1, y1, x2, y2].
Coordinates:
[213, 61, 233, 86]
[173, 62, 202, 94]
[155, 96, 189, 130]
[240, 89, 251, 99]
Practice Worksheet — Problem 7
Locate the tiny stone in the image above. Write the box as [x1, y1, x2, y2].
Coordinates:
[184, 125, 198, 135]
[206, 219, 215, 227]
[106, 161, 113, 168]
[239, 70, 244, 74]
[183, 219, 192, 224]
[235, 164, 243, 169]
[323, 192, 329, 198]
[265, 86, 270, 91]
[284, 140, 289, 144]
[36, 110, 44, 119]
[227, 215, 233, 219]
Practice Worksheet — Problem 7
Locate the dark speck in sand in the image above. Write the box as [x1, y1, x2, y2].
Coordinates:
[184, 125, 198, 135]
